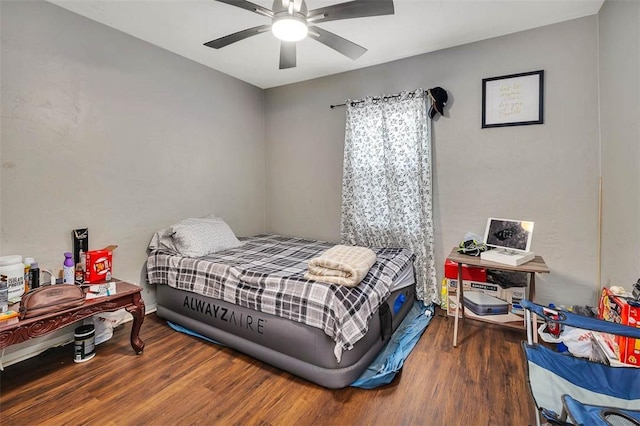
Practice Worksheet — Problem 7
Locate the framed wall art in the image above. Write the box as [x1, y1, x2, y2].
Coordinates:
[482, 70, 544, 128]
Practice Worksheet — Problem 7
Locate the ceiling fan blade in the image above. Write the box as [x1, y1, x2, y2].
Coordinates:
[293, 0, 304, 13]
[308, 0, 394, 24]
[308, 26, 367, 60]
[204, 24, 271, 49]
[213, 0, 273, 18]
[279, 42, 297, 69]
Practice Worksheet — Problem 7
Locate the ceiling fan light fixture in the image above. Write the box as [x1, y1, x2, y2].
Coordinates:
[272, 16, 308, 42]
[205, 0, 395, 69]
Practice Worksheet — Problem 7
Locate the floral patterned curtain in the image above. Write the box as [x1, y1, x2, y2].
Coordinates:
[340, 89, 437, 303]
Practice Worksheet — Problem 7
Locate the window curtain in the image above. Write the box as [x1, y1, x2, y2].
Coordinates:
[340, 89, 437, 303]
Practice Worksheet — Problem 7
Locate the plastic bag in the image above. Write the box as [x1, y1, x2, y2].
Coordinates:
[538, 323, 593, 357]
[561, 326, 593, 358]
[538, 322, 564, 344]
[93, 309, 129, 345]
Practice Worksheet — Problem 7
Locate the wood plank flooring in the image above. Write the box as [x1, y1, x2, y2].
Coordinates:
[0, 309, 537, 425]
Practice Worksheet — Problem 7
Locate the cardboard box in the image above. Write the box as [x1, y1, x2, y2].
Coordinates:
[444, 260, 487, 282]
[445, 279, 469, 316]
[445, 279, 470, 315]
[598, 288, 640, 366]
[446, 279, 508, 317]
[446, 294, 462, 318]
[85, 246, 116, 283]
[446, 278, 532, 317]
[447, 278, 506, 299]
[506, 286, 529, 305]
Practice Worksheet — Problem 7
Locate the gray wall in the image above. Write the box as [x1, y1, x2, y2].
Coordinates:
[1, 1, 266, 312]
[2, 1, 636, 315]
[265, 16, 601, 306]
[598, 0, 640, 291]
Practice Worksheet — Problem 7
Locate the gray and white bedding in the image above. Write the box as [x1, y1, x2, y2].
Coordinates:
[147, 234, 414, 361]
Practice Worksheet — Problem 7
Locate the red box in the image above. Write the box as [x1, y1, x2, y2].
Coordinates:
[85, 248, 113, 283]
[444, 259, 487, 282]
[598, 288, 640, 366]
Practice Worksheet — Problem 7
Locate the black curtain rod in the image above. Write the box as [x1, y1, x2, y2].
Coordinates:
[330, 90, 427, 109]
[330, 94, 400, 109]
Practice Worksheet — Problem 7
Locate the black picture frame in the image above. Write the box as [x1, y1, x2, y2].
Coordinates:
[482, 70, 544, 128]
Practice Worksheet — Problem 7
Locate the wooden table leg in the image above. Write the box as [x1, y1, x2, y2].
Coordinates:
[125, 293, 146, 354]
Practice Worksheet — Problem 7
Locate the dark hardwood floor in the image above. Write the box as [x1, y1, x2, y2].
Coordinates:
[0, 309, 537, 425]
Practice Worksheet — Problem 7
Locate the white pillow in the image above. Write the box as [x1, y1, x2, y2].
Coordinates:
[149, 216, 242, 257]
[148, 227, 177, 252]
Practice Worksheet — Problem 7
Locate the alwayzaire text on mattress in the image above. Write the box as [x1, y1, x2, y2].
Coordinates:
[147, 227, 416, 388]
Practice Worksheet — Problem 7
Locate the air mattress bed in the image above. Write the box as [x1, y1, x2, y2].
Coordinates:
[148, 234, 416, 388]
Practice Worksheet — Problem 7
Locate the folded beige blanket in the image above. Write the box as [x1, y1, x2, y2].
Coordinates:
[304, 245, 377, 287]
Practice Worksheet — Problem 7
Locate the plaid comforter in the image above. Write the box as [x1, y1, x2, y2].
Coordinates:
[147, 234, 414, 362]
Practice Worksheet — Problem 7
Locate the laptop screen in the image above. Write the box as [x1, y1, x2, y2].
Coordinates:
[483, 218, 534, 252]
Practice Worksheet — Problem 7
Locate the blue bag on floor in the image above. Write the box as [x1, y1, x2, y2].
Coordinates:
[351, 301, 434, 389]
[167, 321, 226, 346]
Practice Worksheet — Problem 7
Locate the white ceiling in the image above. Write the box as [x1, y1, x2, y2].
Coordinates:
[48, 0, 604, 89]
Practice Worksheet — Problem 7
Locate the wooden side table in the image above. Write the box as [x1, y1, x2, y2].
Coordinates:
[0, 280, 145, 354]
[446, 248, 550, 347]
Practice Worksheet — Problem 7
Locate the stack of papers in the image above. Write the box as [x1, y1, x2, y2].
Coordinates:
[590, 331, 637, 367]
[85, 282, 116, 300]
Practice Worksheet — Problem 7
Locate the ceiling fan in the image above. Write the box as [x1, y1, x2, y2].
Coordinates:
[204, 0, 395, 69]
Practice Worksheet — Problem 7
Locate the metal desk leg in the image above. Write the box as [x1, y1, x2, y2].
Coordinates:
[529, 272, 538, 344]
[453, 262, 464, 347]
[525, 308, 534, 345]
